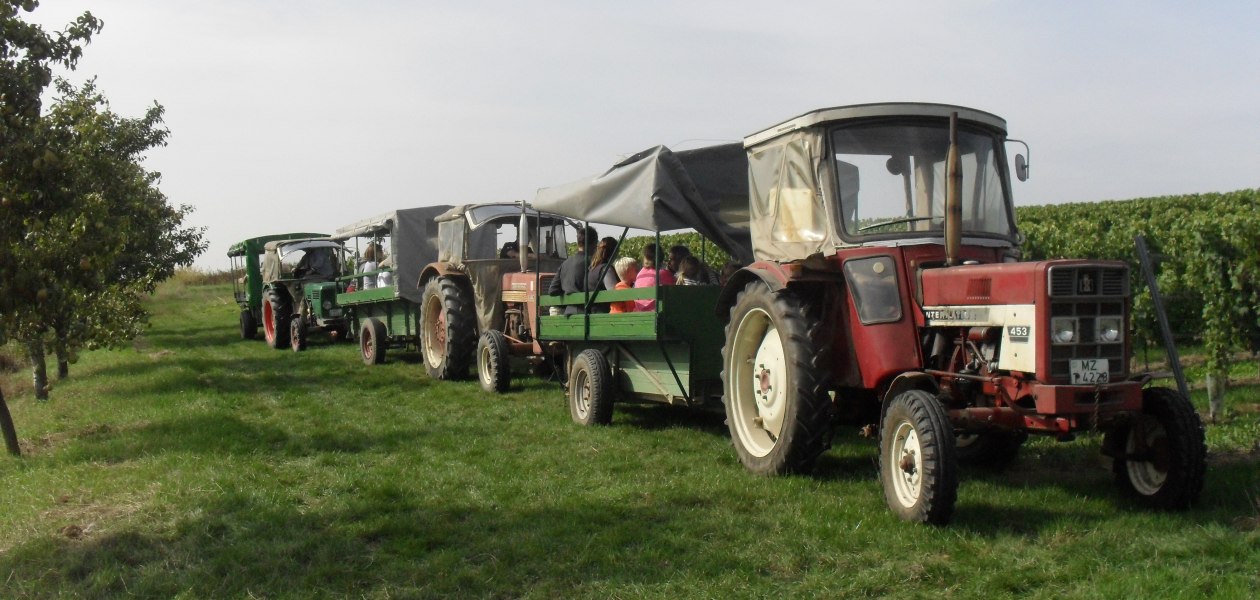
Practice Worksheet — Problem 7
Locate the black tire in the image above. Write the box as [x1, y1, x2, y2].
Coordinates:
[360, 318, 387, 365]
[954, 431, 1027, 469]
[240, 309, 257, 340]
[262, 290, 290, 351]
[1107, 387, 1206, 509]
[721, 282, 833, 475]
[421, 276, 477, 380]
[289, 317, 307, 352]
[879, 389, 958, 525]
[569, 349, 613, 426]
[477, 330, 512, 393]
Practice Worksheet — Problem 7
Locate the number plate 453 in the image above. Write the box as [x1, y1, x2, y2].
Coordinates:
[1070, 359, 1110, 384]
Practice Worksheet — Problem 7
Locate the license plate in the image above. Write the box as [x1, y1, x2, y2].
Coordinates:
[1070, 359, 1110, 384]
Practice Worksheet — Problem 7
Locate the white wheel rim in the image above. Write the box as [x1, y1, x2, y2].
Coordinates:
[479, 343, 493, 386]
[728, 308, 787, 457]
[573, 368, 591, 419]
[890, 421, 923, 508]
[422, 295, 443, 367]
[1125, 416, 1169, 495]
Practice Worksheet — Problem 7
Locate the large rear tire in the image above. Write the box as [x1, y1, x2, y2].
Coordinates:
[569, 349, 613, 426]
[879, 389, 958, 525]
[477, 330, 512, 393]
[421, 277, 477, 380]
[1107, 387, 1206, 509]
[360, 318, 387, 365]
[721, 282, 832, 475]
[240, 309, 257, 340]
[262, 290, 289, 351]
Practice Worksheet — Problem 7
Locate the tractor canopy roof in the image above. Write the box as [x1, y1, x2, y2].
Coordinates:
[227, 232, 328, 257]
[743, 102, 1007, 148]
[434, 203, 573, 230]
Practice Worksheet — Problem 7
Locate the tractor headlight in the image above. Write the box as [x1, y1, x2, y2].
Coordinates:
[1051, 317, 1077, 344]
[322, 300, 333, 311]
[1096, 316, 1122, 343]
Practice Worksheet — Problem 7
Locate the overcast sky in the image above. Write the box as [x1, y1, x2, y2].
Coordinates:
[28, 0, 1260, 269]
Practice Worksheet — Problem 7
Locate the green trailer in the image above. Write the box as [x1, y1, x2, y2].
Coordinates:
[227, 232, 327, 340]
[331, 206, 452, 365]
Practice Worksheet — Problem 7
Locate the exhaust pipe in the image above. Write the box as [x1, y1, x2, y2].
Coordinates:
[944, 112, 963, 266]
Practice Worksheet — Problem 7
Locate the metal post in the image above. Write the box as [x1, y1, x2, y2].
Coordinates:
[1135, 235, 1190, 398]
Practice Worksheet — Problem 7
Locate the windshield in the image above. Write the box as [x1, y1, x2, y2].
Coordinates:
[830, 122, 1014, 239]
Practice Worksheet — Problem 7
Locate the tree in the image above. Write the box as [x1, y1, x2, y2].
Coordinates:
[2, 1, 205, 422]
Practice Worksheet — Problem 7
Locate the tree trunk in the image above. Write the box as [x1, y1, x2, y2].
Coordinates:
[28, 338, 49, 401]
[1206, 371, 1227, 423]
[54, 335, 69, 380]
[0, 386, 20, 456]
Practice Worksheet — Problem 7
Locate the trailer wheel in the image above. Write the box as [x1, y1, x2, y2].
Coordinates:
[722, 282, 832, 475]
[289, 317, 307, 352]
[879, 389, 958, 525]
[477, 330, 511, 393]
[1107, 387, 1206, 509]
[954, 431, 1026, 468]
[262, 290, 289, 350]
[421, 277, 476, 380]
[360, 318, 387, 365]
[569, 349, 613, 426]
[239, 309, 257, 340]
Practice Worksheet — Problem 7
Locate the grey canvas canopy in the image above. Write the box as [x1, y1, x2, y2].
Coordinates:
[333, 205, 453, 304]
[532, 144, 754, 264]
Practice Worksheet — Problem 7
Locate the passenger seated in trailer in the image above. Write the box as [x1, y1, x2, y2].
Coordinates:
[719, 261, 742, 286]
[358, 244, 381, 289]
[586, 237, 620, 291]
[667, 244, 719, 285]
[633, 242, 675, 312]
[548, 225, 598, 315]
[608, 256, 640, 314]
[676, 256, 707, 286]
[377, 252, 393, 287]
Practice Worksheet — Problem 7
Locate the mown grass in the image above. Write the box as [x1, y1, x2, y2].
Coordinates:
[1, 282, 1258, 598]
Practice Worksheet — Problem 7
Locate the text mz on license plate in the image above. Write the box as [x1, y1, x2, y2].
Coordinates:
[1069, 359, 1110, 384]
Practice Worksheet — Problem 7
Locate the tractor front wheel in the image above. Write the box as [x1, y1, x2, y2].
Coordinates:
[421, 277, 476, 380]
[477, 330, 511, 393]
[1106, 387, 1206, 509]
[360, 318, 387, 365]
[289, 317, 307, 352]
[721, 282, 832, 475]
[879, 389, 958, 525]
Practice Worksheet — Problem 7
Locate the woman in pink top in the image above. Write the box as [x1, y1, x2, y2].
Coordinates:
[633, 243, 675, 312]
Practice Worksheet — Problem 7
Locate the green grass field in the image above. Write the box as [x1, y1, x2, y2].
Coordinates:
[1, 282, 1258, 598]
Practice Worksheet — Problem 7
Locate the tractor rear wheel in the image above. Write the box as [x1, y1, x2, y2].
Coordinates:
[289, 317, 306, 352]
[477, 330, 511, 393]
[879, 389, 958, 525]
[1107, 387, 1206, 509]
[569, 349, 613, 426]
[721, 282, 832, 475]
[262, 290, 289, 350]
[421, 277, 476, 380]
[239, 309, 257, 340]
[360, 318, 387, 365]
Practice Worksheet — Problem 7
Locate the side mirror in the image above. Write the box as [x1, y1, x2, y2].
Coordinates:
[1008, 138, 1031, 181]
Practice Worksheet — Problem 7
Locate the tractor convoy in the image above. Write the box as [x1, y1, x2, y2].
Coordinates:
[227, 103, 1206, 525]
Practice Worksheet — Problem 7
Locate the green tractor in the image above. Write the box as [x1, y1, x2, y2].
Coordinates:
[256, 237, 351, 351]
[228, 232, 326, 341]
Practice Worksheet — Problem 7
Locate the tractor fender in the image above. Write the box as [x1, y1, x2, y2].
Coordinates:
[417, 262, 468, 289]
[881, 372, 939, 414]
[714, 261, 794, 321]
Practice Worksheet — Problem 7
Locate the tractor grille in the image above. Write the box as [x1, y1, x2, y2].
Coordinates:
[1048, 265, 1128, 298]
[1047, 265, 1129, 381]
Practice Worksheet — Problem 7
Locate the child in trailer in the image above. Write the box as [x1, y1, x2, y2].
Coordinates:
[608, 256, 640, 314]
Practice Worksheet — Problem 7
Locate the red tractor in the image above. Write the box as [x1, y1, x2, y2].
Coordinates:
[531, 103, 1207, 524]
